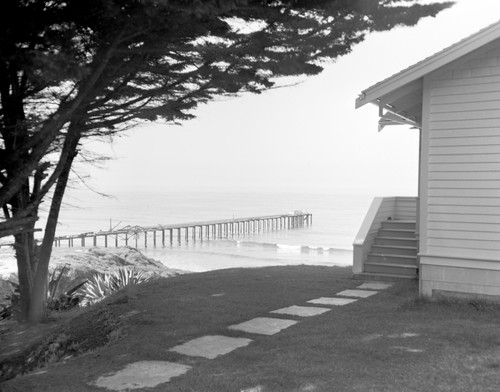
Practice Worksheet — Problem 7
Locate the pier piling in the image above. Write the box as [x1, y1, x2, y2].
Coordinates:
[53, 212, 312, 249]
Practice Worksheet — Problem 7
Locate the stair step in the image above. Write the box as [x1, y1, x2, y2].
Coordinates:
[371, 245, 417, 256]
[374, 237, 417, 247]
[368, 253, 417, 266]
[364, 262, 418, 277]
[381, 220, 416, 231]
[379, 228, 416, 239]
[353, 272, 418, 282]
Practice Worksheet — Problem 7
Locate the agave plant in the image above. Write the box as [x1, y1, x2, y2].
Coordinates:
[112, 268, 150, 288]
[77, 268, 152, 307]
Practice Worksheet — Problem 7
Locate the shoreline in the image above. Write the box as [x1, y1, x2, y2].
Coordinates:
[0, 242, 353, 279]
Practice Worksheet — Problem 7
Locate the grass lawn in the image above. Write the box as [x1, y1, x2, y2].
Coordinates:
[2, 265, 500, 391]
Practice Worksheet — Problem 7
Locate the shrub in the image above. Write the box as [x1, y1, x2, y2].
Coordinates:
[77, 268, 152, 307]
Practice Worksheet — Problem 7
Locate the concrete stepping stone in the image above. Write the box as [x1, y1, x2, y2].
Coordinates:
[169, 335, 252, 359]
[270, 305, 330, 317]
[91, 361, 190, 391]
[228, 317, 298, 335]
[336, 289, 379, 298]
[357, 282, 392, 290]
[308, 297, 358, 306]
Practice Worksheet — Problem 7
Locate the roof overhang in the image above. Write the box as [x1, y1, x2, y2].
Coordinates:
[356, 19, 500, 131]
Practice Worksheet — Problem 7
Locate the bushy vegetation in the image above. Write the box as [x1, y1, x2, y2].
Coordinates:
[1, 267, 154, 320]
[76, 268, 153, 307]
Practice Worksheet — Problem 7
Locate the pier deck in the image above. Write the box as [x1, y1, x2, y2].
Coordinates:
[53, 212, 312, 248]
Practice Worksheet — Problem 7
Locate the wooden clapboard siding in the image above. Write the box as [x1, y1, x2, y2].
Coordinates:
[431, 101, 500, 114]
[428, 213, 500, 224]
[429, 188, 500, 197]
[423, 41, 500, 260]
[429, 155, 500, 164]
[431, 91, 500, 105]
[429, 179, 500, 188]
[428, 221, 500, 232]
[429, 136, 500, 146]
[394, 197, 417, 220]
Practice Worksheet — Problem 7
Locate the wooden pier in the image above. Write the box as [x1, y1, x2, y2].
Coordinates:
[53, 212, 312, 248]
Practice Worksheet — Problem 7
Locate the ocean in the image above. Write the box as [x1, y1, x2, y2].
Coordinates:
[54, 190, 372, 272]
[1, 191, 374, 275]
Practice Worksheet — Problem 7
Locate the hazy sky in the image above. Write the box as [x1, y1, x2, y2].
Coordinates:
[75, 0, 500, 198]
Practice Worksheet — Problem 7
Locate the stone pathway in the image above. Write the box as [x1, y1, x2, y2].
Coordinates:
[228, 317, 298, 335]
[91, 361, 191, 391]
[169, 335, 253, 359]
[89, 281, 393, 390]
[270, 305, 331, 317]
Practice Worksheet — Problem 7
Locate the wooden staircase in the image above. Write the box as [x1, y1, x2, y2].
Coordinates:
[360, 220, 418, 280]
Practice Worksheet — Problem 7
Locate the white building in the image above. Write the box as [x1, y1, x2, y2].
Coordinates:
[354, 21, 500, 299]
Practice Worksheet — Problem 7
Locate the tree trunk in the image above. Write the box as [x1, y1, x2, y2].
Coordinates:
[28, 125, 82, 325]
[11, 181, 38, 321]
[13, 232, 35, 320]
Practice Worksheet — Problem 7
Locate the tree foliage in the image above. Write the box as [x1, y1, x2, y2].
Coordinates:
[0, 0, 453, 323]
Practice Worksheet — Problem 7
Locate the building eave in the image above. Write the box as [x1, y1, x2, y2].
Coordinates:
[355, 19, 500, 109]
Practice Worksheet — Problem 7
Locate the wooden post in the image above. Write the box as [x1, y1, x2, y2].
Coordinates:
[125, 234, 129, 246]
[104, 235, 108, 248]
[93, 236, 97, 246]
[115, 235, 119, 247]
[170, 229, 173, 244]
[81, 237, 85, 247]
[145, 231, 148, 248]
[153, 230, 156, 247]
[162, 230, 165, 247]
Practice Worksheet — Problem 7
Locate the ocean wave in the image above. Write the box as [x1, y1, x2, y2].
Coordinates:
[232, 240, 350, 253]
